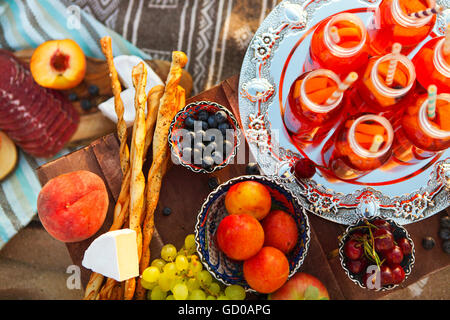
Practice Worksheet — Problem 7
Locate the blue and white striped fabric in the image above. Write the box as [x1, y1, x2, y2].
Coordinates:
[0, 0, 151, 249]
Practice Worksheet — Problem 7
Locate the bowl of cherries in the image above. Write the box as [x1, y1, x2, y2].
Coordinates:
[168, 101, 241, 174]
[338, 217, 415, 291]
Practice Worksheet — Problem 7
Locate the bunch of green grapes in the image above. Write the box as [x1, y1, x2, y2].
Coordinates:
[141, 234, 246, 300]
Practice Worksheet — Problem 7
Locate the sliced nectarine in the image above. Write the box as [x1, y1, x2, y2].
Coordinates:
[399, 0, 427, 15]
[337, 27, 361, 43]
[0, 132, 18, 181]
[30, 39, 86, 90]
[307, 86, 337, 105]
[377, 61, 408, 88]
[305, 76, 328, 94]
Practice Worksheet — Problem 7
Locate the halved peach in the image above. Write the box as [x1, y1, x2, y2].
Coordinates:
[30, 39, 86, 90]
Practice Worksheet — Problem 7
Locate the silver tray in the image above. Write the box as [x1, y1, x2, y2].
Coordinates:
[238, 0, 450, 225]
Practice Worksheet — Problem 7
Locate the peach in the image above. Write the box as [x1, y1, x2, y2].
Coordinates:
[30, 39, 86, 90]
[216, 214, 264, 261]
[261, 210, 299, 254]
[243, 246, 289, 294]
[37, 170, 109, 242]
[225, 181, 272, 220]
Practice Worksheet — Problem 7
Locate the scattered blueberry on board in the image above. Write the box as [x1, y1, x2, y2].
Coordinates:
[162, 207, 172, 216]
[208, 177, 219, 190]
[422, 236, 435, 250]
[88, 84, 100, 97]
[245, 163, 260, 175]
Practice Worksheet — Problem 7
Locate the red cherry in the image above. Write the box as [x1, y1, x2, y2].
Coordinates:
[362, 268, 377, 289]
[372, 219, 392, 232]
[347, 258, 367, 274]
[292, 158, 316, 180]
[397, 238, 412, 256]
[373, 228, 394, 252]
[380, 265, 393, 286]
[350, 231, 367, 241]
[344, 239, 363, 260]
[384, 245, 404, 265]
[391, 265, 406, 284]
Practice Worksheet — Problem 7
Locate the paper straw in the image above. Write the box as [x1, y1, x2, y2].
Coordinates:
[385, 43, 402, 87]
[325, 72, 359, 105]
[369, 135, 385, 153]
[427, 85, 437, 120]
[408, 5, 445, 18]
[444, 23, 450, 56]
[330, 26, 340, 44]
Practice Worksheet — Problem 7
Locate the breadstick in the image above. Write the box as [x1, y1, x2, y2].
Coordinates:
[123, 62, 148, 300]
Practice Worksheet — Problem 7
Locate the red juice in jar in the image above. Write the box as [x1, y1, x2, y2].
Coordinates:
[284, 69, 355, 144]
[412, 36, 450, 93]
[350, 49, 416, 115]
[368, 0, 438, 56]
[304, 13, 369, 77]
[392, 93, 450, 164]
[322, 114, 394, 180]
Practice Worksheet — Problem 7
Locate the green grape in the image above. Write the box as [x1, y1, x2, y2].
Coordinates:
[142, 266, 160, 283]
[217, 295, 228, 300]
[184, 234, 196, 251]
[158, 273, 175, 292]
[186, 278, 200, 291]
[175, 255, 189, 272]
[166, 295, 175, 300]
[225, 285, 246, 300]
[141, 278, 157, 290]
[161, 244, 177, 262]
[177, 247, 189, 257]
[172, 283, 189, 300]
[150, 286, 167, 300]
[208, 282, 221, 296]
[197, 270, 212, 287]
[163, 262, 178, 278]
[206, 295, 216, 300]
[151, 258, 166, 271]
[189, 289, 206, 300]
[189, 258, 203, 275]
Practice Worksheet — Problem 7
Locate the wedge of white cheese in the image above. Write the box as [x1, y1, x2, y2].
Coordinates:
[82, 229, 139, 282]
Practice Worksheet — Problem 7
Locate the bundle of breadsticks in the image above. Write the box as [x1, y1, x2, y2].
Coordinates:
[83, 36, 188, 300]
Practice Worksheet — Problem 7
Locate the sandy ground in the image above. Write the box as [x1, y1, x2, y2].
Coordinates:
[0, 220, 448, 300]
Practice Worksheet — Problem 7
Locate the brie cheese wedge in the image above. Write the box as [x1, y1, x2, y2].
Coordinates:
[82, 229, 139, 282]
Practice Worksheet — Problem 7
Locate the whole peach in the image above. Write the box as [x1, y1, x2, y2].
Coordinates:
[224, 181, 272, 220]
[37, 170, 109, 242]
[243, 246, 289, 294]
[262, 210, 299, 254]
[216, 214, 264, 261]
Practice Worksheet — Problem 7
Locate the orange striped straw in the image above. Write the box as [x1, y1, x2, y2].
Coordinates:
[427, 85, 437, 120]
[330, 26, 340, 44]
[444, 23, 450, 56]
[385, 43, 402, 87]
[369, 134, 384, 153]
[408, 5, 445, 19]
[325, 72, 359, 105]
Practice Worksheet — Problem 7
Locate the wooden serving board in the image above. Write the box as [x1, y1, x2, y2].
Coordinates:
[13, 49, 193, 147]
[36, 76, 450, 300]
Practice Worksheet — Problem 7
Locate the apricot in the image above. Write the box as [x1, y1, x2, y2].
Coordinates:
[224, 181, 272, 220]
[261, 210, 299, 254]
[216, 214, 264, 261]
[243, 246, 290, 294]
[30, 39, 86, 90]
[37, 170, 109, 242]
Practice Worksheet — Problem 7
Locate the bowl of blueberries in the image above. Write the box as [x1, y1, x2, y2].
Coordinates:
[168, 101, 241, 173]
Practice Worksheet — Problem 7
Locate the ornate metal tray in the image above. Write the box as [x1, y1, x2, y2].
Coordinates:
[238, 0, 450, 225]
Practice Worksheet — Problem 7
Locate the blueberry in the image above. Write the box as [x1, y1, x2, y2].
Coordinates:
[192, 148, 203, 165]
[443, 240, 450, 254]
[194, 142, 205, 152]
[81, 99, 93, 111]
[162, 207, 172, 216]
[194, 130, 206, 142]
[201, 121, 209, 131]
[68, 92, 78, 101]
[218, 122, 231, 136]
[215, 111, 228, 124]
[208, 115, 218, 128]
[183, 131, 195, 147]
[205, 141, 217, 152]
[181, 147, 192, 162]
[440, 215, 450, 229]
[422, 236, 435, 250]
[202, 156, 215, 170]
[246, 163, 260, 175]
[185, 116, 195, 129]
[198, 110, 209, 121]
[212, 151, 223, 164]
[208, 177, 219, 190]
[88, 84, 100, 96]
[223, 140, 234, 156]
[439, 228, 450, 240]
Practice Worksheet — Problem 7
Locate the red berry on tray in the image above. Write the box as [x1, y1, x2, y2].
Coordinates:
[347, 258, 367, 274]
[344, 239, 363, 260]
[391, 265, 406, 284]
[380, 264, 393, 286]
[292, 158, 316, 180]
[397, 237, 412, 256]
[372, 219, 392, 232]
[373, 228, 394, 252]
[384, 245, 404, 265]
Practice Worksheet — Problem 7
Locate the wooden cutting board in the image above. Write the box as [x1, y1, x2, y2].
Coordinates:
[13, 49, 193, 147]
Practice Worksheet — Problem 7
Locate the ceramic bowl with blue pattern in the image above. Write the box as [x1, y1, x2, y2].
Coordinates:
[194, 175, 311, 292]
